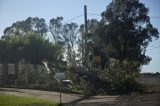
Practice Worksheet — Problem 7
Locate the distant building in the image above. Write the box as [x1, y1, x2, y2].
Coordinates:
[0, 63, 18, 83]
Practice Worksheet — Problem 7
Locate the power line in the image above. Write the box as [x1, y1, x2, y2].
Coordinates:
[149, 45, 160, 48]
[150, 17, 160, 19]
[63, 14, 84, 24]
[147, 45, 160, 51]
[87, 13, 101, 16]
[63, 13, 160, 24]
[147, 47, 160, 51]
[88, 12, 160, 19]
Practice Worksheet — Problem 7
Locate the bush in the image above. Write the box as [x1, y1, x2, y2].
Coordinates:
[16, 60, 50, 87]
[100, 58, 144, 94]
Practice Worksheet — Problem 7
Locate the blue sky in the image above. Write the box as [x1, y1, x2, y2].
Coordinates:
[0, 0, 160, 73]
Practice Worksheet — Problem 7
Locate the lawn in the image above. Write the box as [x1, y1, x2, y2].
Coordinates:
[0, 93, 59, 106]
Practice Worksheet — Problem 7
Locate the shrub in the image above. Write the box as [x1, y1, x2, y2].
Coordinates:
[100, 58, 144, 94]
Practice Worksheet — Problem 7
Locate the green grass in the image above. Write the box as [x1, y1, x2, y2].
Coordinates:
[0, 93, 59, 106]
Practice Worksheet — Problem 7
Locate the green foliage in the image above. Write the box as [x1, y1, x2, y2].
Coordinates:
[49, 17, 79, 66]
[94, 0, 159, 66]
[49, 17, 64, 44]
[15, 60, 64, 92]
[72, 0, 159, 95]
[16, 60, 50, 87]
[79, 76, 97, 96]
[79, 19, 99, 65]
[66, 67, 83, 94]
[0, 32, 63, 64]
[101, 58, 144, 94]
[3, 17, 48, 37]
[66, 66, 99, 96]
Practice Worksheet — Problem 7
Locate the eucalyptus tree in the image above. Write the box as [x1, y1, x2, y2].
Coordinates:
[94, 0, 159, 70]
[49, 17, 64, 44]
[62, 22, 79, 66]
[3, 17, 48, 39]
[49, 17, 80, 66]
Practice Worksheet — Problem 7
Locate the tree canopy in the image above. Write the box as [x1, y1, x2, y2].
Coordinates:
[92, 0, 159, 70]
[3, 17, 48, 37]
[0, 32, 62, 64]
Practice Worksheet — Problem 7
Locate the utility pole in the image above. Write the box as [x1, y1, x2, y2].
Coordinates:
[84, 5, 88, 33]
[83, 5, 88, 65]
[59, 79, 62, 104]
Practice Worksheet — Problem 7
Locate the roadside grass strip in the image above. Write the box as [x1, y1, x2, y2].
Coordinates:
[0, 93, 59, 106]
